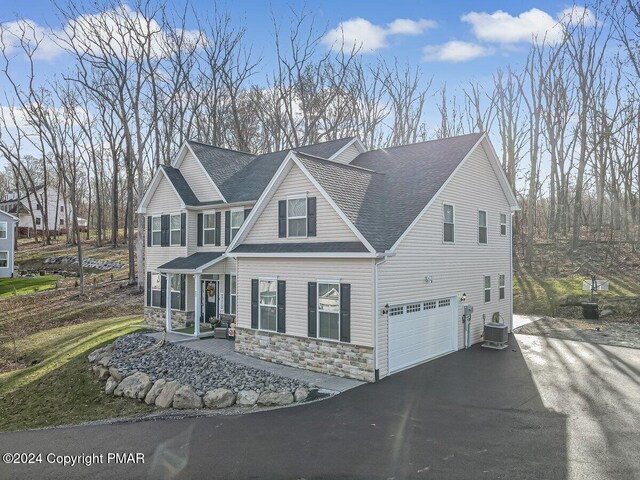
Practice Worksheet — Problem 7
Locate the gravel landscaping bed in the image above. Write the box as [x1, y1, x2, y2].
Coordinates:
[514, 316, 640, 349]
[108, 333, 309, 396]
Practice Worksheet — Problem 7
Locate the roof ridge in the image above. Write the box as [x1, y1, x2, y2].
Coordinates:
[367, 132, 484, 154]
[295, 151, 381, 174]
[187, 139, 255, 156]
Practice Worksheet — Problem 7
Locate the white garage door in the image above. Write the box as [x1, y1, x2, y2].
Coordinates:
[389, 297, 457, 373]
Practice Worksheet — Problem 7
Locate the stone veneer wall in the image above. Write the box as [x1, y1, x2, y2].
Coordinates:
[235, 327, 375, 382]
[144, 307, 194, 330]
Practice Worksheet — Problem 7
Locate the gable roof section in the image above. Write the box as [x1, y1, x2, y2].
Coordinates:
[161, 166, 200, 206]
[0, 209, 19, 222]
[157, 251, 225, 273]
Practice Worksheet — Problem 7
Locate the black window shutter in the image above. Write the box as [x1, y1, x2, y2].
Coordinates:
[277, 280, 286, 333]
[180, 213, 186, 246]
[278, 200, 287, 237]
[308, 282, 317, 337]
[307, 197, 317, 237]
[180, 274, 186, 310]
[147, 216, 152, 247]
[215, 212, 221, 246]
[251, 279, 259, 329]
[244, 208, 252, 220]
[225, 211, 231, 246]
[197, 213, 203, 246]
[160, 274, 167, 308]
[146, 271, 151, 306]
[161, 214, 169, 247]
[340, 284, 351, 343]
[224, 274, 231, 314]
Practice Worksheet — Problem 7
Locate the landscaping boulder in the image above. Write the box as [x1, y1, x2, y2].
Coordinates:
[257, 391, 294, 407]
[294, 387, 309, 403]
[105, 376, 119, 395]
[92, 365, 110, 380]
[97, 355, 112, 367]
[203, 388, 236, 409]
[87, 343, 115, 363]
[600, 308, 614, 318]
[108, 366, 123, 381]
[173, 385, 203, 409]
[237, 390, 260, 407]
[144, 379, 167, 405]
[155, 380, 180, 408]
[113, 372, 152, 400]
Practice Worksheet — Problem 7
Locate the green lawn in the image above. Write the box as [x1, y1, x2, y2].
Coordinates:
[0, 276, 59, 297]
[0, 315, 153, 432]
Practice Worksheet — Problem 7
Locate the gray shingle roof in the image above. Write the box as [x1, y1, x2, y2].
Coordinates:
[157, 252, 224, 271]
[300, 133, 484, 252]
[161, 166, 200, 206]
[186, 138, 356, 204]
[231, 242, 368, 254]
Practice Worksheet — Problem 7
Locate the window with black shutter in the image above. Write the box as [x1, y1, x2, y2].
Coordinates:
[180, 212, 186, 246]
[308, 282, 317, 337]
[278, 200, 287, 237]
[277, 281, 286, 333]
[307, 197, 316, 236]
[251, 279, 259, 328]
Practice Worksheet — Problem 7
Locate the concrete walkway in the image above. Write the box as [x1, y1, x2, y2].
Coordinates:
[513, 313, 542, 329]
[146, 332, 363, 393]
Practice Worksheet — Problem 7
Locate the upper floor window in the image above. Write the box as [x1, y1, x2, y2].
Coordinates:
[259, 279, 277, 331]
[287, 197, 307, 237]
[443, 204, 455, 243]
[59, 219, 64, 226]
[35, 217, 41, 226]
[484, 276, 491, 303]
[170, 214, 182, 246]
[36, 204, 41, 211]
[60, 206, 64, 212]
[318, 282, 340, 341]
[151, 216, 162, 246]
[500, 213, 507, 236]
[203, 213, 216, 245]
[499, 274, 505, 300]
[230, 210, 244, 242]
[478, 210, 488, 244]
[0, 222, 6, 239]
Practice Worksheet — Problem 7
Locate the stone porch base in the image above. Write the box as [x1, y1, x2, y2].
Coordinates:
[144, 307, 194, 330]
[235, 327, 375, 382]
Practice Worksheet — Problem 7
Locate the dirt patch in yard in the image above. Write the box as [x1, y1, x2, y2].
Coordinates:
[514, 316, 640, 349]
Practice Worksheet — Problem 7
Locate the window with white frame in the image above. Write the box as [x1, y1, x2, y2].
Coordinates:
[170, 214, 181, 245]
[170, 274, 181, 308]
[318, 282, 340, 340]
[259, 280, 277, 331]
[230, 210, 244, 242]
[478, 210, 488, 244]
[230, 275, 237, 314]
[499, 274, 505, 300]
[287, 197, 307, 237]
[0, 222, 6, 239]
[443, 204, 455, 243]
[35, 217, 41, 226]
[59, 219, 64, 226]
[151, 272, 162, 307]
[484, 276, 491, 303]
[0, 251, 7, 268]
[500, 213, 507, 236]
[151, 216, 162, 246]
[203, 213, 216, 245]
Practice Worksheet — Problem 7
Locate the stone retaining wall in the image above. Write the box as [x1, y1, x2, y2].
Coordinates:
[235, 327, 375, 382]
[144, 307, 194, 330]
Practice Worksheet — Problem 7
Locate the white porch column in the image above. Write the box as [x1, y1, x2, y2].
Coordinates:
[194, 273, 202, 337]
[165, 273, 172, 332]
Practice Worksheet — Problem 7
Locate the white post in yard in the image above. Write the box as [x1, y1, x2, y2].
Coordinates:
[194, 273, 202, 337]
[165, 273, 172, 332]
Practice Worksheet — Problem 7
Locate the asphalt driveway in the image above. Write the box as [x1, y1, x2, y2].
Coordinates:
[1, 333, 638, 480]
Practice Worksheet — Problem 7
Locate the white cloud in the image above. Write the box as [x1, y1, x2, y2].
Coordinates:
[461, 6, 595, 45]
[322, 17, 436, 54]
[423, 41, 492, 62]
[0, 20, 65, 61]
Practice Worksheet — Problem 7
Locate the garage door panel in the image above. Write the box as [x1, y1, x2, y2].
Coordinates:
[389, 297, 456, 373]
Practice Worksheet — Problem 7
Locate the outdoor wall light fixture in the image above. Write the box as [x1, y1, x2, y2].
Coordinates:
[460, 293, 467, 302]
[382, 304, 389, 315]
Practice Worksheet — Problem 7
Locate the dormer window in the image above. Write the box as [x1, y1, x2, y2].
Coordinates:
[287, 196, 307, 237]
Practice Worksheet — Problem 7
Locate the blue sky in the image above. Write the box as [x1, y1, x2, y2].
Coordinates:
[1, 0, 588, 88]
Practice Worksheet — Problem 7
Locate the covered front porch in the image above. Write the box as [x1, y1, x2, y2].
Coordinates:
[155, 251, 237, 338]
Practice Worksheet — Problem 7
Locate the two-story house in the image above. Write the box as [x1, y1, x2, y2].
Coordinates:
[139, 133, 519, 382]
[0, 210, 18, 278]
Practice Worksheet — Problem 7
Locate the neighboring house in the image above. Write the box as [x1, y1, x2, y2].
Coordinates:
[0, 186, 71, 237]
[139, 133, 519, 382]
[0, 210, 18, 278]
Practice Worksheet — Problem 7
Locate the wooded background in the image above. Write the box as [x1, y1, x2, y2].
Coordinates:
[0, 0, 638, 293]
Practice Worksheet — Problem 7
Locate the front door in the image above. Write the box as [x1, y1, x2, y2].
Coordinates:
[202, 280, 218, 323]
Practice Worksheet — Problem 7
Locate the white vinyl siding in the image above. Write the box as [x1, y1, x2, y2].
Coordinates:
[377, 141, 513, 378]
[179, 150, 223, 202]
[331, 143, 360, 164]
[238, 258, 374, 346]
[244, 164, 359, 244]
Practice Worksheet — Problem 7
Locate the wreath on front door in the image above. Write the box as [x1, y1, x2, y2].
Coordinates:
[206, 284, 214, 298]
